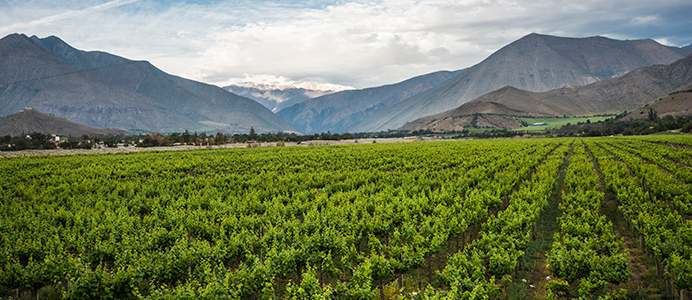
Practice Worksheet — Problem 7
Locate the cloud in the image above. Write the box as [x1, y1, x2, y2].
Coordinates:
[631, 15, 659, 25]
[0, 0, 139, 33]
[428, 47, 451, 58]
[1, 0, 691, 88]
[185, 0, 501, 87]
[183, 0, 692, 88]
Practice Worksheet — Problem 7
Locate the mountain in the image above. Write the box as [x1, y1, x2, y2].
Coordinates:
[622, 82, 692, 120]
[0, 108, 129, 137]
[223, 82, 355, 113]
[0, 34, 297, 133]
[352, 33, 692, 132]
[0, 34, 187, 131]
[400, 53, 692, 132]
[276, 70, 460, 134]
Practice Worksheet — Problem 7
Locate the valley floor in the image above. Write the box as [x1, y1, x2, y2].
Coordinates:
[0, 137, 435, 158]
[2, 136, 691, 299]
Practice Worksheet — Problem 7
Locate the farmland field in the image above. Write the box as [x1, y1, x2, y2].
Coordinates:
[1, 136, 691, 299]
[514, 117, 614, 131]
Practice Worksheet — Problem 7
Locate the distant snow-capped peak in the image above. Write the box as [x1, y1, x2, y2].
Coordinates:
[293, 82, 355, 92]
[228, 81, 355, 93]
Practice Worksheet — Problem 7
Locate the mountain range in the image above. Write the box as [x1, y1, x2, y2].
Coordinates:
[2, 32, 692, 136]
[223, 82, 354, 113]
[0, 34, 297, 134]
[351, 33, 692, 132]
[400, 53, 692, 132]
[277, 70, 460, 134]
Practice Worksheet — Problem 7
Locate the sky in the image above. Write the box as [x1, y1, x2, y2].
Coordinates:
[1, 0, 691, 89]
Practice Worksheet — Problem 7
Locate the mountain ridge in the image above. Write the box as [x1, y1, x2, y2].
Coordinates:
[276, 70, 460, 134]
[622, 82, 692, 120]
[0, 34, 190, 131]
[0, 33, 297, 133]
[399, 53, 692, 132]
[352, 33, 692, 132]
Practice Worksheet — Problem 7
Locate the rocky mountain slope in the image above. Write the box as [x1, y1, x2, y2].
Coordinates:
[622, 82, 692, 120]
[277, 70, 460, 134]
[353, 33, 692, 132]
[400, 53, 692, 132]
[0, 34, 297, 133]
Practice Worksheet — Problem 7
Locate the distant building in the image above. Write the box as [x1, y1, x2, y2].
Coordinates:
[532, 123, 548, 126]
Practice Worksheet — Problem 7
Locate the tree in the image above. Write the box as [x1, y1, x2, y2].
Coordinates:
[215, 132, 224, 145]
[682, 122, 692, 133]
[182, 130, 191, 144]
[137, 135, 161, 147]
[169, 132, 181, 143]
[101, 135, 118, 148]
[249, 127, 258, 140]
[648, 107, 658, 121]
[29, 132, 56, 149]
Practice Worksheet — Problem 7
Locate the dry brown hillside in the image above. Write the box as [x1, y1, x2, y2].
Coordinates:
[400, 53, 692, 132]
[623, 83, 692, 120]
[0, 109, 129, 137]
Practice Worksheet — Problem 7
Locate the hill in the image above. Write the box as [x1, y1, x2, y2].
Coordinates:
[352, 33, 692, 132]
[0, 34, 297, 133]
[277, 70, 460, 134]
[0, 109, 129, 137]
[622, 82, 692, 120]
[400, 53, 692, 132]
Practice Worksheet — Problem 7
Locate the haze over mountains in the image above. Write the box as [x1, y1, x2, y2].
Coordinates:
[277, 70, 460, 134]
[223, 82, 355, 113]
[2, 32, 692, 136]
[0, 34, 297, 134]
[400, 53, 692, 132]
[351, 33, 692, 132]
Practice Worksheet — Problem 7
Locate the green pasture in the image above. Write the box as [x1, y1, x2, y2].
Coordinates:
[514, 116, 614, 131]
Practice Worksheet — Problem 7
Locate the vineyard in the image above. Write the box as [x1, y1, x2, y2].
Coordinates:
[1, 136, 691, 299]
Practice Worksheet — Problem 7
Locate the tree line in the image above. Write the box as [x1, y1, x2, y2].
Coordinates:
[555, 111, 692, 137]
[0, 127, 361, 151]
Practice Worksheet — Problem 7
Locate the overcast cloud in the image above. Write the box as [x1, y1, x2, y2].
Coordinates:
[1, 0, 691, 88]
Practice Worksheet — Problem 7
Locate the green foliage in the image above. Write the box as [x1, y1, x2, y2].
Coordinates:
[285, 268, 332, 300]
[0, 131, 58, 151]
[546, 141, 630, 298]
[556, 114, 692, 136]
[546, 279, 570, 300]
[517, 116, 614, 131]
[585, 136, 692, 297]
[2, 136, 692, 298]
[669, 254, 692, 291]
